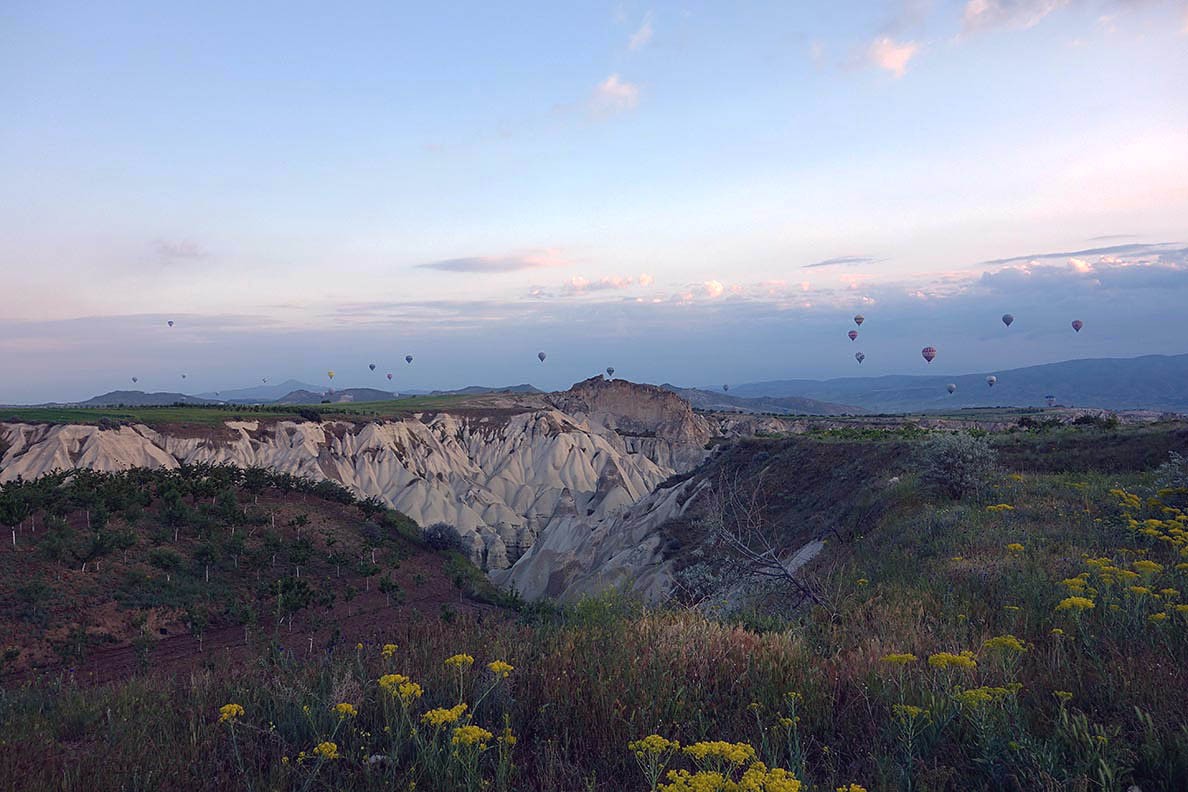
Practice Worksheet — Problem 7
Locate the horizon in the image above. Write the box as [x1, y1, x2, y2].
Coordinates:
[4, 2, 1187, 402]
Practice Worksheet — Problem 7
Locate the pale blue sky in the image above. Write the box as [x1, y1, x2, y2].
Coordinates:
[2, 1, 1187, 402]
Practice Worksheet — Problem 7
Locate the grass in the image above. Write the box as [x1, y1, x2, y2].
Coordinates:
[1, 395, 480, 428]
[2, 440, 1188, 790]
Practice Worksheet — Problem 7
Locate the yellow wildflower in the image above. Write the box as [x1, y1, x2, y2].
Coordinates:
[881, 653, 918, 665]
[856, 578, 869, 586]
[1050, 628, 1064, 636]
[1133, 559, 1163, 575]
[488, 660, 514, 678]
[630, 735, 681, 756]
[312, 741, 340, 760]
[683, 741, 757, 766]
[500, 726, 517, 746]
[837, 786, 868, 792]
[381, 643, 398, 659]
[1054, 690, 1073, 704]
[1159, 588, 1179, 599]
[986, 504, 1015, 513]
[333, 702, 357, 719]
[928, 651, 977, 670]
[892, 704, 927, 720]
[378, 673, 410, 694]
[1055, 596, 1095, 612]
[1127, 585, 1153, 596]
[983, 634, 1027, 653]
[1006, 543, 1024, 553]
[421, 703, 467, 727]
[451, 724, 494, 747]
[444, 653, 475, 669]
[954, 685, 1019, 708]
[1175, 604, 1188, 614]
[397, 681, 423, 704]
[1149, 612, 1168, 623]
[355, 642, 363, 650]
[218, 703, 245, 723]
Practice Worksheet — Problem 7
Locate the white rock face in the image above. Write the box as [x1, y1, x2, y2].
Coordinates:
[0, 407, 701, 572]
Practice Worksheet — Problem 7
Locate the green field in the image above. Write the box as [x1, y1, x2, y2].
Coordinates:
[1, 396, 478, 427]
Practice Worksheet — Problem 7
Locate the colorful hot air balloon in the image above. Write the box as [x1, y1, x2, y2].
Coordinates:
[369, 363, 376, 371]
[854, 314, 865, 326]
[537, 351, 547, 362]
[131, 376, 138, 383]
[1002, 314, 1014, 327]
[947, 383, 957, 394]
[1071, 319, 1083, 332]
[327, 370, 335, 380]
[921, 347, 937, 363]
[167, 320, 174, 328]
[986, 375, 997, 387]
[606, 366, 615, 377]
[722, 384, 729, 392]
[855, 352, 865, 363]
[387, 373, 393, 381]
[405, 355, 413, 364]
[848, 330, 859, 341]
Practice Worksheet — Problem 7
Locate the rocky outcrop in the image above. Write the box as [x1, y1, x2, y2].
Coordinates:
[1, 381, 717, 574]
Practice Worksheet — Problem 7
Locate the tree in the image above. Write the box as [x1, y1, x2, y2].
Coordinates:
[916, 432, 998, 500]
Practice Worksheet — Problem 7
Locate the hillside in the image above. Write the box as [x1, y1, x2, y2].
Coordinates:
[662, 384, 858, 415]
[274, 387, 397, 404]
[196, 380, 322, 403]
[728, 353, 1188, 412]
[0, 467, 498, 681]
[77, 390, 220, 407]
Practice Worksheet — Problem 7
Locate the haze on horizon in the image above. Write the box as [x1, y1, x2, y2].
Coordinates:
[2, 1, 1187, 404]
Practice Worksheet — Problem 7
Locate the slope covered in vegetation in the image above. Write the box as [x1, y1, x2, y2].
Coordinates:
[1, 427, 1187, 791]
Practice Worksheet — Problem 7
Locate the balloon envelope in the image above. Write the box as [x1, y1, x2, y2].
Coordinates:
[853, 314, 864, 326]
[167, 320, 174, 327]
[1002, 314, 1014, 327]
[131, 377, 138, 383]
[921, 346, 937, 363]
[387, 373, 393, 380]
[606, 367, 615, 377]
[405, 355, 413, 364]
[848, 330, 858, 341]
[722, 384, 729, 392]
[327, 370, 335, 379]
[1072, 319, 1083, 332]
[986, 375, 997, 387]
[369, 363, 376, 371]
[537, 351, 547, 362]
[855, 352, 865, 363]
[947, 383, 957, 394]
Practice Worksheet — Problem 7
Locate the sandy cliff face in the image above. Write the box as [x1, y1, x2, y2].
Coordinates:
[1, 389, 712, 572]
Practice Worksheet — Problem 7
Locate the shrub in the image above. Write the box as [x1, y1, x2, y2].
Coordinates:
[296, 407, 321, 422]
[423, 522, 464, 553]
[917, 432, 997, 499]
[1156, 451, 1188, 490]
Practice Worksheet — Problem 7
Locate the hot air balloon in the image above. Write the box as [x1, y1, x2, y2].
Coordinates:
[986, 375, 997, 387]
[722, 384, 729, 392]
[947, 383, 957, 394]
[1002, 314, 1014, 327]
[369, 363, 376, 371]
[854, 314, 865, 326]
[131, 376, 138, 383]
[181, 374, 187, 379]
[327, 371, 335, 381]
[537, 351, 547, 363]
[1071, 319, 1083, 332]
[262, 377, 268, 383]
[167, 320, 174, 328]
[387, 373, 393, 381]
[606, 366, 615, 377]
[855, 352, 865, 363]
[848, 330, 859, 341]
[405, 355, 413, 364]
[921, 347, 937, 363]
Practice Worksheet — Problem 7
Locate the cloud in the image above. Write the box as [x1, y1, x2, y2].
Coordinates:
[590, 74, 641, 116]
[1087, 234, 1138, 241]
[803, 255, 881, 269]
[155, 239, 209, 262]
[703, 280, 725, 299]
[961, 0, 1069, 32]
[638, 273, 655, 287]
[867, 36, 919, 77]
[629, 12, 653, 50]
[417, 249, 570, 274]
[563, 275, 638, 294]
[980, 242, 1177, 266]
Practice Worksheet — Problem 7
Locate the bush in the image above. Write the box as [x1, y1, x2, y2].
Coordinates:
[1156, 450, 1188, 490]
[296, 407, 321, 422]
[916, 432, 997, 499]
[422, 522, 464, 553]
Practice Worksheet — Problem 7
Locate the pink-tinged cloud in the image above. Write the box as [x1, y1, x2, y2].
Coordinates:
[868, 36, 918, 78]
[628, 12, 653, 51]
[638, 273, 655, 287]
[418, 248, 570, 274]
[563, 274, 638, 293]
[962, 0, 1068, 33]
[590, 74, 641, 116]
[155, 239, 210, 262]
[703, 280, 725, 298]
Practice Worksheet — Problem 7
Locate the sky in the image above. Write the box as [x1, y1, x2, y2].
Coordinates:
[2, 0, 1187, 403]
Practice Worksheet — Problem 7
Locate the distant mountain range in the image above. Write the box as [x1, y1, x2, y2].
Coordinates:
[725, 354, 1188, 413]
[275, 388, 398, 404]
[73, 390, 220, 407]
[661, 385, 856, 416]
[196, 380, 322, 403]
